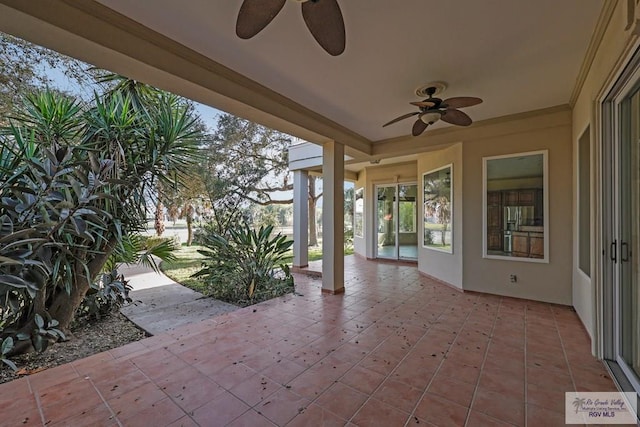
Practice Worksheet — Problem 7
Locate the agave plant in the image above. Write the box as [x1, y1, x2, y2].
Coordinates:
[194, 222, 294, 305]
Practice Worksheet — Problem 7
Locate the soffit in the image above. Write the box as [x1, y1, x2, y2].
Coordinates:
[93, 0, 602, 143]
[0, 0, 603, 150]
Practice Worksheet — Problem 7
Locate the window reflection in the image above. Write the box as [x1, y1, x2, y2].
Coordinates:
[484, 152, 546, 260]
[423, 165, 452, 252]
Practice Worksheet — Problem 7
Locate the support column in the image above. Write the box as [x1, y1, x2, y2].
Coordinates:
[322, 141, 345, 294]
[293, 170, 309, 268]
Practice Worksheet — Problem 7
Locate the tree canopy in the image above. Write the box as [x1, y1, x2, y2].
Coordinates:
[0, 32, 96, 121]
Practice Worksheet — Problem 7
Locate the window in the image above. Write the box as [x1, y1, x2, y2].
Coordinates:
[483, 151, 548, 262]
[423, 164, 453, 253]
[354, 187, 364, 237]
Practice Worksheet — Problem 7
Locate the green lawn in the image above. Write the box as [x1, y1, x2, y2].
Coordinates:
[160, 245, 208, 293]
[424, 223, 449, 231]
[161, 244, 355, 295]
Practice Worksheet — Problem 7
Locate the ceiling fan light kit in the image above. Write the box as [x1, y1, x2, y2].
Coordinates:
[420, 112, 441, 125]
[383, 83, 483, 136]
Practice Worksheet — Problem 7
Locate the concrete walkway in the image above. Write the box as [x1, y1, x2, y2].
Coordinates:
[119, 261, 238, 335]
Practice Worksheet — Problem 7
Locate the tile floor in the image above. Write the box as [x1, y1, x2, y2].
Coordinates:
[0, 257, 620, 426]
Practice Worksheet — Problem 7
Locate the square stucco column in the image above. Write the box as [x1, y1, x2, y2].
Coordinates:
[293, 170, 309, 268]
[322, 141, 345, 294]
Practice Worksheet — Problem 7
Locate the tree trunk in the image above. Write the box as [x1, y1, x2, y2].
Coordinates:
[48, 244, 115, 332]
[186, 214, 193, 246]
[308, 176, 317, 247]
[155, 202, 165, 236]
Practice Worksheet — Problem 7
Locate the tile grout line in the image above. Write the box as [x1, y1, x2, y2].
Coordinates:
[461, 296, 503, 427]
[395, 292, 485, 427]
[296, 295, 412, 419]
[117, 358, 194, 426]
[275, 276, 448, 424]
[84, 377, 124, 427]
[165, 293, 371, 426]
[23, 374, 45, 426]
[552, 306, 580, 395]
[32, 387, 47, 427]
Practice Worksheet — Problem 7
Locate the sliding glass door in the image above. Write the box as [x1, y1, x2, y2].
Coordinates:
[376, 184, 417, 260]
[616, 87, 640, 388]
[604, 71, 640, 395]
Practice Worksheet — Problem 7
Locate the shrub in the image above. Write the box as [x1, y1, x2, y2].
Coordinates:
[143, 236, 180, 252]
[193, 222, 294, 306]
[76, 270, 132, 321]
[76, 233, 178, 322]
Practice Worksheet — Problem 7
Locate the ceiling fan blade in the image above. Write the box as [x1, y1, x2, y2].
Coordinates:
[441, 109, 473, 126]
[443, 97, 483, 109]
[236, 0, 286, 39]
[412, 118, 428, 136]
[410, 101, 436, 108]
[383, 111, 420, 127]
[302, 0, 346, 56]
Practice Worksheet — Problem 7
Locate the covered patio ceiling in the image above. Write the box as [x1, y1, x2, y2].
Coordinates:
[0, 0, 604, 157]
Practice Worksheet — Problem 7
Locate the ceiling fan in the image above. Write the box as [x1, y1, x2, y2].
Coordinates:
[383, 86, 483, 136]
[236, 0, 346, 56]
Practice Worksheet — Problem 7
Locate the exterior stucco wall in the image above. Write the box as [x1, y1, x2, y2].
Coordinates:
[461, 118, 573, 304]
[571, 1, 637, 339]
[417, 144, 463, 289]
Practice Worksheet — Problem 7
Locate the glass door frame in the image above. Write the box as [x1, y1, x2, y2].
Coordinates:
[374, 183, 418, 261]
[375, 184, 398, 260]
[602, 58, 640, 395]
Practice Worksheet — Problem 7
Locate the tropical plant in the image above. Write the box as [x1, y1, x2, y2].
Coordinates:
[1, 337, 16, 370]
[0, 86, 202, 358]
[78, 233, 178, 321]
[194, 222, 294, 306]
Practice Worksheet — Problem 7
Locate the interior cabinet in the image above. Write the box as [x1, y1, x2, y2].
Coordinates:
[518, 189, 535, 205]
[529, 233, 544, 258]
[487, 191, 502, 205]
[504, 191, 518, 205]
[512, 233, 529, 256]
[487, 191, 502, 251]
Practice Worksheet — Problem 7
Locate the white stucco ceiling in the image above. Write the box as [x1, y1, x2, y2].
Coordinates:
[90, 0, 602, 142]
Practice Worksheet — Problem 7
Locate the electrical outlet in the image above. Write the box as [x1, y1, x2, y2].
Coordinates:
[509, 274, 517, 283]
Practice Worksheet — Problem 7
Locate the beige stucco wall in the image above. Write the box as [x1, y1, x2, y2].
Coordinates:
[462, 117, 573, 304]
[571, 1, 638, 340]
[417, 144, 463, 289]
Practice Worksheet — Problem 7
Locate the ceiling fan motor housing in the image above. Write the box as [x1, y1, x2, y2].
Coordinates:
[415, 82, 447, 98]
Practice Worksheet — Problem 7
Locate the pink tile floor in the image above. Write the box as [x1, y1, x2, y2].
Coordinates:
[0, 257, 619, 426]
